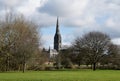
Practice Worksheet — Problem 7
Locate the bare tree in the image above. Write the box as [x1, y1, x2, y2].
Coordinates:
[73, 31, 116, 70]
[0, 13, 40, 72]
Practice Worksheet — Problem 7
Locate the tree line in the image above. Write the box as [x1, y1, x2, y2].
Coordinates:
[0, 13, 119, 72]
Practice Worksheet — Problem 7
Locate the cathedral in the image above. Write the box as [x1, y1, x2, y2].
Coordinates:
[48, 17, 62, 57]
[54, 17, 62, 52]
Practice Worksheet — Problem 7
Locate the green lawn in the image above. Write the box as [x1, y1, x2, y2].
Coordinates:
[0, 70, 120, 81]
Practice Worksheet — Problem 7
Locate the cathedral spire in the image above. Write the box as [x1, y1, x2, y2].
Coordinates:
[56, 17, 60, 34]
[54, 17, 62, 51]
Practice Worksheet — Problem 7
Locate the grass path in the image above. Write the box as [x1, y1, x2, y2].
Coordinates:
[0, 70, 119, 81]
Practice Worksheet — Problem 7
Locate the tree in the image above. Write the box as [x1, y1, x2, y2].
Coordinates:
[0, 13, 40, 72]
[60, 48, 73, 68]
[72, 31, 116, 70]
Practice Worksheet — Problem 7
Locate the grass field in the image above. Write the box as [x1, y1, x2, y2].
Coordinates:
[0, 70, 120, 81]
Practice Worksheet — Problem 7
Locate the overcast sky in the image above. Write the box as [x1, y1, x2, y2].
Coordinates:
[0, 0, 120, 48]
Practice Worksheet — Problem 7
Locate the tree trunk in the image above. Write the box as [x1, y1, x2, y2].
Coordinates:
[22, 55, 26, 73]
[78, 61, 81, 66]
[93, 63, 96, 71]
[6, 56, 10, 71]
[91, 63, 92, 69]
[22, 62, 25, 73]
[57, 56, 61, 69]
[86, 64, 88, 68]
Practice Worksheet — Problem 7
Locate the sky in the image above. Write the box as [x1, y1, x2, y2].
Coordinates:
[0, 0, 120, 48]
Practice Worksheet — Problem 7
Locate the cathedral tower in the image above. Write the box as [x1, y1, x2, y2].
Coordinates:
[54, 17, 62, 51]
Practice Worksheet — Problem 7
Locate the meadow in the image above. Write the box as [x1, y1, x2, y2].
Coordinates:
[0, 70, 120, 81]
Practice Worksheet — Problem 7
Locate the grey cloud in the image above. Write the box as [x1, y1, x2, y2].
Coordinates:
[37, 0, 120, 39]
[38, 0, 88, 17]
[0, 0, 28, 10]
[0, 0, 119, 40]
[100, 27, 120, 38]
[105, 0, 120, 5]
[38, 0, 71, 16]
[74, 25, 120, 39]
[38, 0, 120, 28]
